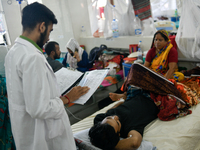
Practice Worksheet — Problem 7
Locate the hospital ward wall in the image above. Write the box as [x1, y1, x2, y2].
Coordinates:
[2, 0, 198, 70]
[1, 0, 91, 52]
[79, 36, 198, 70]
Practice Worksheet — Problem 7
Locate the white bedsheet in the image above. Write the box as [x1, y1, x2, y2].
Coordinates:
[71, 99, 200, 150]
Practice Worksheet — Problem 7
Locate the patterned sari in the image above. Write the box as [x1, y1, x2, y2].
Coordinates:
[0, 75, 16, 150]
[150, 40, 172, 75]
[122, 63, 192, 121]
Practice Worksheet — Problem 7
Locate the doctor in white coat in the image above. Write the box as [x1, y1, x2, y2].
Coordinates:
[5, 2, 89, 150]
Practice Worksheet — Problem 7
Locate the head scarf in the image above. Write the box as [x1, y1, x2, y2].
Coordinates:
[66, 38, 84, 69]
[151, 29, 169, 48]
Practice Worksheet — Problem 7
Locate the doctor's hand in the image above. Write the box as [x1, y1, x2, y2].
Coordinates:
[62, 86, 90, 104]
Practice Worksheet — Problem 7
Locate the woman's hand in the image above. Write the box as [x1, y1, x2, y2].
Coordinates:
[74, 51, 81, 62]
[143, 61, 151, 68]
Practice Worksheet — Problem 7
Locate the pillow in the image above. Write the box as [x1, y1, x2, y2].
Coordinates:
[74, 128, 157, 150]
[74, 128, 101, 150]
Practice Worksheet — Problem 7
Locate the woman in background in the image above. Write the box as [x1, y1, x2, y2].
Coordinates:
[144, 29, 184, 81]
[62, 38, 89, 72]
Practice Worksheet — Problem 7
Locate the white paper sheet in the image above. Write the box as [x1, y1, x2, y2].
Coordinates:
[55, 67, 83, 94]
[74, 69, 109, 105]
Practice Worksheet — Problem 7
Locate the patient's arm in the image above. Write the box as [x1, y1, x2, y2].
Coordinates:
[115, 130, 142, 150]
[109, 92, 127, 101]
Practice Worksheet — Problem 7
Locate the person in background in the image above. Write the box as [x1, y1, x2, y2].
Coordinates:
[62, 38, 89, 72]
[45, 41, 64, 72]
[4, 2, 89, 150]
[144, 29, 184, 81]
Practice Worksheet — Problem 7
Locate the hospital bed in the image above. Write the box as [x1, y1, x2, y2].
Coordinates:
[72, 98, 200, 150]
[65, 80, 123, 125]
[71, 61, 200, 150]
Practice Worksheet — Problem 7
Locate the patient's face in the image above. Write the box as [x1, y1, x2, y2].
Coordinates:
[101, 115, 121, 133]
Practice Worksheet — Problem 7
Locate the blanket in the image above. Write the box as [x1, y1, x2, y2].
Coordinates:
[122, 63, 194, 121]
[131, 0, 152, 20]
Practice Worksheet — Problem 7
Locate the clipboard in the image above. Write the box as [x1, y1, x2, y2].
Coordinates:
[55, 67, 109, 105]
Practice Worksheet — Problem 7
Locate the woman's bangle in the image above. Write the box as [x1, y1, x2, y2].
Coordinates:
[64, 95, 70, 104]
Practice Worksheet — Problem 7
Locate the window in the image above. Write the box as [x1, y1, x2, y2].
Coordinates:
[27, 0, 42, 4]
[0, 1, 10, 45]
[0, 13, 6, 44]
[151, 0, 177, 20]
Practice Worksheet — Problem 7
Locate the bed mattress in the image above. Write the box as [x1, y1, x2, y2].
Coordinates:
[72, 99, 200, 150]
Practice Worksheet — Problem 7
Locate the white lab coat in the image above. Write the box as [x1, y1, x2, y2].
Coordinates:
[5, 37, 76, 150]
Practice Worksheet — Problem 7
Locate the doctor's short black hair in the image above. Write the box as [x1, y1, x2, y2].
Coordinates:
[45, 41, 59, 56]
[22, 2, 57, 32]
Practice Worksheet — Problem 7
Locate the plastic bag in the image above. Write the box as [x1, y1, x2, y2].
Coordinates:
[88, 0, 99, 37]
[103, 1, 113, 38]
[114, 0, 135, 36]
[175, 0, 200, 59]
[88, 0, 136, 37]
[141, 17, 157, 36]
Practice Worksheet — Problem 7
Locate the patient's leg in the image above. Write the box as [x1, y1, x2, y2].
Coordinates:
[109, 92, 127, 101]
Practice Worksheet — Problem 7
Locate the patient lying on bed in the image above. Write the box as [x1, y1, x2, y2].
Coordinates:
[89, 86, 159, 150]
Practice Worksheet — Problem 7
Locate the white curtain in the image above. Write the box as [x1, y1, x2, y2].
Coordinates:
[175, 0, 200, 59]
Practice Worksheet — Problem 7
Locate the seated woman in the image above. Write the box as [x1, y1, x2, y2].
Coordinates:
[62, 38, 89, 72]
[144, 29, 184, 81]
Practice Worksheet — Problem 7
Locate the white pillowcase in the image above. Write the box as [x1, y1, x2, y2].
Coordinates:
[74, 128, 157, 150]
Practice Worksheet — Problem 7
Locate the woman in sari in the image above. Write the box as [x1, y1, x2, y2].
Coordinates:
[144, 29, 184, 81]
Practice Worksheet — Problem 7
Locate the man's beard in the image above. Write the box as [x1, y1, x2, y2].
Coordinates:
[54, 52, 60, 59]
[37, 28, 47, 49]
